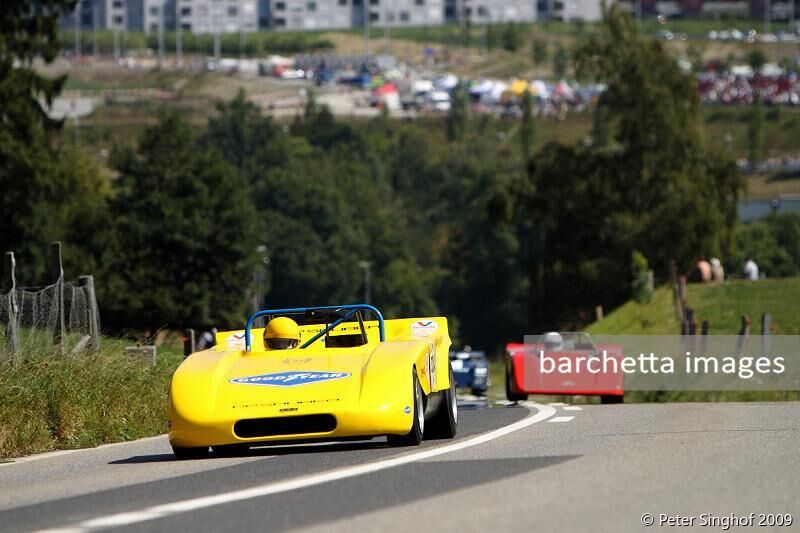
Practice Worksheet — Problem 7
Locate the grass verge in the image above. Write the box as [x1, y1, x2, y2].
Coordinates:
[0, 345, 182, 460]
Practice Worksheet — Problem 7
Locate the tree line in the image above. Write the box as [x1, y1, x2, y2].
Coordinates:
[3, 3, 752, 351]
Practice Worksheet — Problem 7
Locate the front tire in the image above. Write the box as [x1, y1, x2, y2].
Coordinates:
[387, 369, 425, 446]
[505, 362, 528, 402]
[428, 363, 458, 439]
[212, 444, 249, 457]
[172, 446, 209, 460]
[601, 395, 624, 404]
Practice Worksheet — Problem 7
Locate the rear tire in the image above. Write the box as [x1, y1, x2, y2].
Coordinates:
[601, 395, 624, 404]
[505, 363, 528, 403]
[428, 364, 458, 439]
[172, 446, 209, 460]
[387, 369, 425, 446]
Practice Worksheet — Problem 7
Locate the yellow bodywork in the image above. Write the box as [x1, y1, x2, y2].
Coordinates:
[169, 317, 451, 448]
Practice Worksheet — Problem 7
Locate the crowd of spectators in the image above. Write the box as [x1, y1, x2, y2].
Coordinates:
[696, 72, 800, 105]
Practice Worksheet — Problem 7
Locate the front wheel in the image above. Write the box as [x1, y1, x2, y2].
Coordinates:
[505, 363, 528, 403]
[428, 363, 458, 439]
[172, 446, 209, 460]
[387, 369, 425, 446]
[212, 444, 249, 457]
[601, 395, 624, 404]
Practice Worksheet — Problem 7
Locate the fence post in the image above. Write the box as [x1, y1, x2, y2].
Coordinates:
[3, 252, 19, 356]
[670, 259, 682, 321]
[736, 315, 751, 358]
[50, 242, 65, 354]
[699, 320, 710, 357]
[79, 275, 100, 351]
[183, 329, 196, 358]
[761, 313, 772, 357]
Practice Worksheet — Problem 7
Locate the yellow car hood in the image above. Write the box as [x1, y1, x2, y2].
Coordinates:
[209, 349, 371, 412]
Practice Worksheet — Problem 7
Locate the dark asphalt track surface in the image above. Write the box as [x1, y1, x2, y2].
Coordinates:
[1, 401, 798, 533]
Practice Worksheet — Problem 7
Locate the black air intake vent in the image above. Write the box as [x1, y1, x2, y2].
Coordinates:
[234, 414, 337, 438]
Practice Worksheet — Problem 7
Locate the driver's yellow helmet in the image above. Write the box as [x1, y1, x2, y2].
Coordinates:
[264, 317, 300, 350]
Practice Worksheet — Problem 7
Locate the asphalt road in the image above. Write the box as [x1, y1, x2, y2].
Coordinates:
[1, 401, 798, 533]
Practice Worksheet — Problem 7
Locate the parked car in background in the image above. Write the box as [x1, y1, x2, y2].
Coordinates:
[449, 347, 490, 396]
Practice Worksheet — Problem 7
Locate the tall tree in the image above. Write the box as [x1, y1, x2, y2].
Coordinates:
[446, 82, 469, 142]
[520, 90, 535, 160]
[517, 4, 743, 328]
[106, 112, 260, 330]
[0, 0, 112, 283]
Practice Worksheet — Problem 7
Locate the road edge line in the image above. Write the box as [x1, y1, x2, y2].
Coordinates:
[37, 403, 557, 532]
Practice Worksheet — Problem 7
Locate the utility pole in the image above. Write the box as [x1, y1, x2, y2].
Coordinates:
[789, 0, 796, 33]
[363, 0, 370, 55]
[157, 0, 165, 68]
[765, 0, 771, 33]
[213, 3, 221, 62]
[113, 27, 120, 63]
[176, 0, 183, 68]
[383, 0, 390, 55]
[92, 1, 98, 58]
[74, 0, 81, 61]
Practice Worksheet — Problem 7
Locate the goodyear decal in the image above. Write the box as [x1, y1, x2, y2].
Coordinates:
[411, 320, 439, 337]
[229, 371, 351, 387]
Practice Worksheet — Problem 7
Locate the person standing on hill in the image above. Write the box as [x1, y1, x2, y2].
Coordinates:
[743, 258, 759, 281]
[710, 257, 724, 283]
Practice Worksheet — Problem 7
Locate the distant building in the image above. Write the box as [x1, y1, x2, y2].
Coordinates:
[169, 0, 259, 34]
[444, 0, 537, 23]
[268, 0, 353, 30]
[548, 0, 601, 20]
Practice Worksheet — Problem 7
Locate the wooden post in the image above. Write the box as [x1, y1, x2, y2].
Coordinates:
[50, 242, 65, 354]
[736, 315, 751, 358]
[3, 252, 19, 356]
[699, 320, 710, 357]
[595, 305, 604, 322]
[678, 275, 687, 308]
[670, 259, 683, 321]
[183, 329, 195, 358]
[761, 313, 772, 357]
[79, 275, 100, 351]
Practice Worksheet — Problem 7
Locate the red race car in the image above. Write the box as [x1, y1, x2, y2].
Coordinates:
[505, 332, 624, 404]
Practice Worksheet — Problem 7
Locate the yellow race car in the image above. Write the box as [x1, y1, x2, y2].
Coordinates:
[168, 304, 457, 459]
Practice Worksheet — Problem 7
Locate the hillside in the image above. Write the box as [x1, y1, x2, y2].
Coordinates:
[586, 277, 800, 335]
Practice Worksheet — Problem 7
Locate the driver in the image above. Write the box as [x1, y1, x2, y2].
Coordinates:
[263, 317, 300, 350]
[542, 331, 564, 352]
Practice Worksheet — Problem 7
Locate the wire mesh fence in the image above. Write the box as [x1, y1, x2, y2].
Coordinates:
[1, 246, 100, 358]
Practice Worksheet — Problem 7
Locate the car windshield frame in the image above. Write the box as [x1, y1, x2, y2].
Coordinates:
[244, 304, 385, 352]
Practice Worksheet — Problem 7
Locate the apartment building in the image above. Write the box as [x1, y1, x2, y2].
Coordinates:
[170, 0, 260, 33]
[444, 0, 537, 22]
[548, 0, 602, 21]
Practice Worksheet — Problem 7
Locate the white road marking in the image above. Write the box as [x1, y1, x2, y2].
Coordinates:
[0, 435, 167, 468]
[562, 406, 583, 411]
[37, 403, 558, 533]
[548, 416, 575, 423]
[548, 402, 568, 407]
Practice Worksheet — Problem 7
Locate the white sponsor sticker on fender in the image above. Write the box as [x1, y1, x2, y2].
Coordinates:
[226, 332, 250, 349]
[411, 320, 439, 337]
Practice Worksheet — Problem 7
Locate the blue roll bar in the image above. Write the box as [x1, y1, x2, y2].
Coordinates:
[244, 304, 385, 352]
